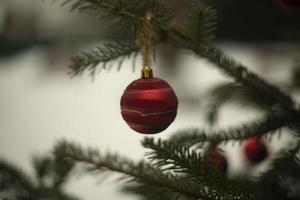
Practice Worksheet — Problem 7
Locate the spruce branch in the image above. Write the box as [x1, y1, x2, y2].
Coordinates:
[0, 160, 33, 195]
[208, 82, 279, 109]
[168, 26, 297, 115]
[32, 155, 74, 188]
[51, 0, 171, 32]
[202, 47, 297, 114]
[160, 3, 297, 115]
[252, 141, 300, 200]
[259, 141, 300, 179]
[69, 42, 138, 76]
[122, 184, 177, 200]
[168, 1, 217, 52]
[170, 114, 293, 146]
[32, 156, 54, 187]
[53, 140, 212, 199]
[0, 156, 78, 200]
[142, 138, 255, 200]
[205, 82, 279, 124]
[185, 2, 217, 51]
[52, 1, 219, 78]
[142, 138, 216, 180]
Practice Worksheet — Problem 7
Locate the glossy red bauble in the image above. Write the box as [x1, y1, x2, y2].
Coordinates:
[243, 137, 268, 164]
[207, 148, 227, 173]
[120, 77, 178, 134]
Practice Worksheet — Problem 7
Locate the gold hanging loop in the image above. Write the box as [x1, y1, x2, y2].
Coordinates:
[136, 11, 154, 78]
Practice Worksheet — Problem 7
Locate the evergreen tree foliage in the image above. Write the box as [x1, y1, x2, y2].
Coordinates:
[69, 42, 138, 76]
[13, 0, 300, 199]
[0, 155, 78, 200]
[54, 140, 255, 200]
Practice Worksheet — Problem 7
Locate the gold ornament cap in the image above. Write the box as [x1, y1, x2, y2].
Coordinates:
[141, 66, 153, 78]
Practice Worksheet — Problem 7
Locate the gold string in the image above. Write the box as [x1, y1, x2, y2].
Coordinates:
[136, 12, 154, 68]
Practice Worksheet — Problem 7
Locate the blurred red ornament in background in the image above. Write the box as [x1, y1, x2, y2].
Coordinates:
[121, 78, 178, 134]
[207, 148, 228, 173]
[243, 137, 268, 164]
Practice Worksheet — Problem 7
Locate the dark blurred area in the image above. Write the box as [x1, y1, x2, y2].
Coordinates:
[211, 0, 300, 41]
[0, 0, 299, 58]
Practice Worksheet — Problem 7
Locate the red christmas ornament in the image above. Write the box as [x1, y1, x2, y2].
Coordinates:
[243, 137, 268, 164]
[120, 67, 178, 134]
[207, 148, 227, 173]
